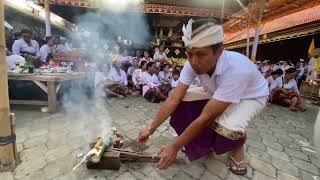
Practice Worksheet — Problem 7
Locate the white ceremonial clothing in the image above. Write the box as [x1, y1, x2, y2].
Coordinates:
[158, 71, 172, 84]
[153, 51, 167, 62]
[12, 39, 40, 57]
[269, 76, 283, 92]
[283, 79, 299, 95]
[132, 69, 143, 85]
[141, 72, 161, 96]
[179, 50, 269, 105]
[40, 44, 52, 62]
[171, 79, 178, 88]
[110, 68, 128, 86]
[6, 55, 25, 70]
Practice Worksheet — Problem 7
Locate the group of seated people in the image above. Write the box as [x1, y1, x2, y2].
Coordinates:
[260, 60, 306, 112]
[95, 47, 181, 103]
[5, 29, 71, 70]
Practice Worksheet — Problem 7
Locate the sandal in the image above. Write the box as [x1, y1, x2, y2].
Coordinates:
[181, 147, 186, 154]
[228, 156, 247, 176]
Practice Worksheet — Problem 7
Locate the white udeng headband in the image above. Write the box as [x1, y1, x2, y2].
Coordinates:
[182, 19, 224, 49]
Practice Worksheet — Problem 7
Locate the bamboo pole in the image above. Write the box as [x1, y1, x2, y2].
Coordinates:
[245, 24, 250, 58]
[251, 0, 266, 61]
[45, 0, 52, 37]
[0, 0, 16, 167]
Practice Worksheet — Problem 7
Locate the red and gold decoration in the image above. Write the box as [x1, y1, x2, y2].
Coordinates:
[38, 0, 222, 17]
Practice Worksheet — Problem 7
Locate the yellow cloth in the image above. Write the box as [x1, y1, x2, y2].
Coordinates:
[308, 38, 315, 56]
[314, 57, 320, 72]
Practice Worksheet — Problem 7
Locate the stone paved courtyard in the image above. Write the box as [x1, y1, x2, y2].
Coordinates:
[1, 97, 320, 180]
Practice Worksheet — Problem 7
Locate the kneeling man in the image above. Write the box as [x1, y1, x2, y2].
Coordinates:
[138, 18, 269, 175]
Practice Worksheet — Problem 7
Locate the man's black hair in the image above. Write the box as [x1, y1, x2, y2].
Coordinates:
[172, 70, 180, 76]
[160, 64, 170, 71]
[45, 36, 52, 43]
[271, 69, 283, 76]
[146, 62, 155, 71]
[21, 29, 32, 35]
[140, 60, 147, 68]
[286, 68, 297, 74]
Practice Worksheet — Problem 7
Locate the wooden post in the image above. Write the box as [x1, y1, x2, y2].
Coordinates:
[0, 0, 16, 167]
[47, 81, 57, 113]
[251, 0, 265, 61]
[45, 0, 52, 37]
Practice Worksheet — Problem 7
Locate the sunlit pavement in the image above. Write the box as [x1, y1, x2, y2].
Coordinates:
[0, 97, 319, 180]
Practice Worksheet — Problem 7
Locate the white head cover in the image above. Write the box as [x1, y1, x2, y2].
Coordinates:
[182, 19, 224, 49]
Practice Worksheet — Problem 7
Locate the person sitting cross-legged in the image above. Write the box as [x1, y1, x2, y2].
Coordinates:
[95, 63, 126, 99]
[132, 60, 147, 95]
[270, 68, 306, 112]
[142, 62, 171, 103]
[158, 64, 172, 85]
[171, 70, 180, 89]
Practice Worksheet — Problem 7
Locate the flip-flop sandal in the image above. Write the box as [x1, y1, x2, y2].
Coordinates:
[228, 156, 247, 176]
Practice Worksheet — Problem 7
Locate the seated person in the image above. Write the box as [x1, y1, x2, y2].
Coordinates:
[40, 37, 55, 63]
[55, 37, 72, 53]
[132, 60, 147, 93]
[141, 50, 154, 64]
[270, 68, 305, 111]
[142, 62, 171, 103]
[5, 48, 25, 70]
[171, 70, 180, 88]
[117, 48, 132, 73]
[127, 57, 139, 76]
[158, 64, 172, 84]
[12, 29, 42, 67]
[266, 69, 283, 89]
[134, 49, 143, 62]
[153, 45, 167, 66]
[111, 61, 139, 97]
[95, 63, 126, 99]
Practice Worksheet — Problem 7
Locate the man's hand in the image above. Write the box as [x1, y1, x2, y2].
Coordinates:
[156, 143, 179, 170]
[138, 128, 152, 144]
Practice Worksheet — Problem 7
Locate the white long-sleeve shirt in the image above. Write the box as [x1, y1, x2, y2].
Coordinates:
[39, 44, 52, 62]
[110, 68, 128, 86]
[6, 55, 25, 70]
[132, 69, 143, 85]
[142, 71, 161, 96]
[269, 76, 283, 92]
[158, 71, 172, 84]
[283, 79, 299, 94]
[153, 51, 167, 62]
[12, 39, 40, 58]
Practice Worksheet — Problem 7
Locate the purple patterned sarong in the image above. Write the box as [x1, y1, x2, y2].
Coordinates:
[170, 100, 246, 161]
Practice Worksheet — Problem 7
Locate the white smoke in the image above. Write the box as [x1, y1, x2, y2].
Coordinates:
[98, 0, 143, 12]
[61, 1, 150, 143]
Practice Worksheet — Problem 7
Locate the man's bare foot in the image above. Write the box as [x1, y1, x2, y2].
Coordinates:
[131, 91, 140, 97]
